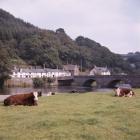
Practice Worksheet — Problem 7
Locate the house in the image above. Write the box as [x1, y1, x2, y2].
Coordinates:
[89, 66, 111, 75]
[63, 64, 80, 76]
[11, 67, 71, 78]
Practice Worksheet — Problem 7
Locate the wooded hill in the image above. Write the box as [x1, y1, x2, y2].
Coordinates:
[121, 52, 140, 74]
[0, 8, 139, 75]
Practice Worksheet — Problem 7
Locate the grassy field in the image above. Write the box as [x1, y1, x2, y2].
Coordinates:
[0, 89, 140, 140]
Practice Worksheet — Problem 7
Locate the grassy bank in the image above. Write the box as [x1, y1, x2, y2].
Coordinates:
[0, 89, 140, 140]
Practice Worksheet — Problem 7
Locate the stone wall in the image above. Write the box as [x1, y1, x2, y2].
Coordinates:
[5, 78, 33, 87]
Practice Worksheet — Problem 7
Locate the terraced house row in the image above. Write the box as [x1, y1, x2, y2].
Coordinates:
[11, 68, 71, 78]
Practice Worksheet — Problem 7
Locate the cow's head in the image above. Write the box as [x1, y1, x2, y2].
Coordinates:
[114, 88, 121, 96]
[33, 92, 38, 100]
[128, 91, 135, 97]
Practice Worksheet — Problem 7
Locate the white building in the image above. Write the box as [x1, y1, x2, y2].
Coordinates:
[11, 68, 71, 78]
[89, 66, 111, 75]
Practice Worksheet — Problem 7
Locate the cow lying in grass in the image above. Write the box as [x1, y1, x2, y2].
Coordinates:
[115, 88, 135, 97]
[4, 91, 42, 106]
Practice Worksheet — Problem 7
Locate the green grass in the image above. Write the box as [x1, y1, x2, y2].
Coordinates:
[0, 89, 140, 140]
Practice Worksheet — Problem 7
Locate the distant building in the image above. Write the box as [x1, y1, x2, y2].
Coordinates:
[89, 66, 111, 75]
[63, 64, 80, 76]
[11, 68, 71, 78]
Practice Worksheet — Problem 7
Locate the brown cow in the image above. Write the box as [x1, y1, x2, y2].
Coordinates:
[115, 88, 135, 97]
[4, 91, 42, 106]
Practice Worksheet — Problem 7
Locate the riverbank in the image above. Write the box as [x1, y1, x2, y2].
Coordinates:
[0, 88, 138, 101]
[0, 89, 139, 140]
[0, 87, 112, 102]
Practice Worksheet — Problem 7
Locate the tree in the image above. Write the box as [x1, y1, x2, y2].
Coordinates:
[0, 47, 11, 88]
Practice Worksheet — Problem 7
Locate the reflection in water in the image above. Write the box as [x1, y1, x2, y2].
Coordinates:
[0, 86, 112, 95]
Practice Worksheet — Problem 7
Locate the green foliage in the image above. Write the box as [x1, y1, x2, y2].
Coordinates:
[0, 46, 11, 87]
[32, 77, 46, 88]
[120, 52, 140, 74]
[76, 36, 132, 73]
[125, 52, 140, 74]
[33, 77, 56, 87]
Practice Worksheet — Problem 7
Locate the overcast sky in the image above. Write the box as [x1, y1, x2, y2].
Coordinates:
[0, 0, 140, 54]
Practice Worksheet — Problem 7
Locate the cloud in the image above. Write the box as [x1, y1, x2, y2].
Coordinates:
[0, 0, 140, 53]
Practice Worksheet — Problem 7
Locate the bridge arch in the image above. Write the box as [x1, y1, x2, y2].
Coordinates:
[107, 79, 126, 88]
[83, 79, 97, 87]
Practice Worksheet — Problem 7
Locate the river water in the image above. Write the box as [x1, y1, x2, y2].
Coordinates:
[0, 86, 112, 95]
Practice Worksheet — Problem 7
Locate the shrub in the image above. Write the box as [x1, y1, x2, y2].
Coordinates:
[32, 77, 45, 88]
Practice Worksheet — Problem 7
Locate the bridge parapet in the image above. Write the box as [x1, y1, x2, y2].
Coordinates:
[57, 76, 74, 86]
[57, 76, 74, 80]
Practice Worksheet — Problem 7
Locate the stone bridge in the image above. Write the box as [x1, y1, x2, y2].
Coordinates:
[73, 75, 140, 88]
[58, 75, 140, 88]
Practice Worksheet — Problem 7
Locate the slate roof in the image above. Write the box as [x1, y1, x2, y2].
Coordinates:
[12, 68, 68, 73]
[93, 66, 109, 72]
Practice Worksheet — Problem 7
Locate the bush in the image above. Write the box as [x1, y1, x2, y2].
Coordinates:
[32, 77, 45, 88]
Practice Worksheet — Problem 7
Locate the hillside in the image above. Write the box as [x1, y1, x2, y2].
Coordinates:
[75, 36, 132, 73]
[121, 52, 140, 74]
[0, 8, 136, 74]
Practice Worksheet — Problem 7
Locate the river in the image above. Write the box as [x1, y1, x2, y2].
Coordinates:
[0, 86, 112, 95]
